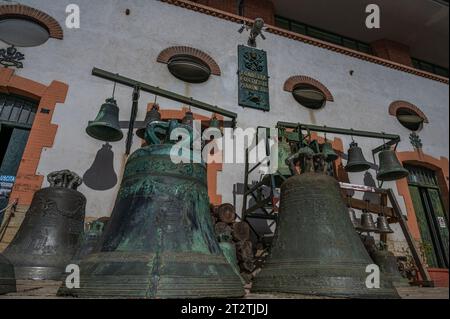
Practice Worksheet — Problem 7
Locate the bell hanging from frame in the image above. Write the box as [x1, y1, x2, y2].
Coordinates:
[376, 215, 394, 234]
[136, 104, 162, 139]
[86, 97, 124, 142]
[376, 149, 409, 181]
[348, 208, 362, 230]
[359, 212, 378, 233]
[321, 142, 339, 162]
[345, 142, 372, 173]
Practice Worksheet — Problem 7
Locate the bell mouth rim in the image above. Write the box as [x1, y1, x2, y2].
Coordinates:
[86, 123, 124, 142]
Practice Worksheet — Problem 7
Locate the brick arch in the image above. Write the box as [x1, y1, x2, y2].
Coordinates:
[0, 4, 63, 40]
[157, 46, 221, 76]
[389, 101, 429, 123]
[284, 76, 334, 102]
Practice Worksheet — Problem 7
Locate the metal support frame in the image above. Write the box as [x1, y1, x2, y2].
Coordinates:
[277, 121, 401, 153]
[92, 67, 238, 155]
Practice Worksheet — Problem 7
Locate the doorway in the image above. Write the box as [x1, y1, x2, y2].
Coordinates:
[406, 164, 449, 269]
[0, 93, 37, 223]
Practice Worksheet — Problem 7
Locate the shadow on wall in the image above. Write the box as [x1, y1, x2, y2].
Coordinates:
[83, 143, 118, 191]
[363, 171, 380, 205]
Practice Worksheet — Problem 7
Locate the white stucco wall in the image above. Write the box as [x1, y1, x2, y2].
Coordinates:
[3, 0, 449, 247]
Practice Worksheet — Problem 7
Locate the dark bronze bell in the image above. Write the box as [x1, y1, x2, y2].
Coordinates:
[136, 105, 162, 139]
[370, 249, 410, 287]
[60, 121, 244, 298]
[0, 253, 16, 295]
[345, 142, 372, 173]
[349, 208, 362, 230]
[182, 110, 195, 126]
[376, 149, 409, 181]
[359, 212, 378, 233]
[71, 219, 108, 264]
[321, 142, 339, 162]
[4, 171, 86, 280]
[252, 171, 399, 298]
[376, 216, 394, 234]
[86, 97, 124, 142]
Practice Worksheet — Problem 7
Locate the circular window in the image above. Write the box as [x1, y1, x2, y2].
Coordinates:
[0, 18, 50, 47]
[292, 84, 327, 109]
[396, 108, 424, 131]
[167, 54, 212, 83]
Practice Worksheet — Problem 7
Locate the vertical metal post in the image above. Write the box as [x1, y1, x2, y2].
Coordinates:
[126, 86, 140, 155]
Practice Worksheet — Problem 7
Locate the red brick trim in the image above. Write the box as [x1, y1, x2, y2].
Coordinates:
[284, 76, 334, 102]
[389, 101, 429, 123]
[0, 4, 63, 40]
[160, 0, 449, 85]
[0, 68, 68, 206]
[157, 46, 221, 76]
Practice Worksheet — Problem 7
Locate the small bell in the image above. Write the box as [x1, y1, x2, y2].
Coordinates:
[349, 208, 362, 230]
[376, 216, 394, 234]
[376, 149, 409, 181]
[182, 110, 194, 126]
[321, 142, 339, 162]
[359, 212, 378, 233]
[136, 104, 162, 139]
[209, 115, 221, 129]
[86, 97, 123, 142]
[345, 142, 372, 173]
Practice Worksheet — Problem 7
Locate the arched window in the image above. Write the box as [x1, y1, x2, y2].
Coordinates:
[284, 76, 334, 110]
[389, 101, 428, 132]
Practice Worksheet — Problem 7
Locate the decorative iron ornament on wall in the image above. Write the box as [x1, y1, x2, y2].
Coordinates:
[0, 46, 24, 68]
[238, 45, 270, 111]
[409, 132, 423, 149]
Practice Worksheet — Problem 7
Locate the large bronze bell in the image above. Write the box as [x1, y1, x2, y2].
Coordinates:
[345, 142, 372, 173]
[376, 149, 409, 181]
[86, 98, 124, 142]
[136, 104, 162, 139]
[0, 253, 16, 295]
[370, 249, 410, 287]
[4, 171, 86, 280]
[252, 153, 399, 298]
[61, 120, 244, 298]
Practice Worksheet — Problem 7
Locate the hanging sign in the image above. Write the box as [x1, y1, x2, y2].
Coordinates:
[0, 175, 15, 198]
[238, 45, 270, 111]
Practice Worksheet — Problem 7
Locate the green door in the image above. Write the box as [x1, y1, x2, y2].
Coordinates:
[406, 165, 449, 269]
[0, 93, 38, 222]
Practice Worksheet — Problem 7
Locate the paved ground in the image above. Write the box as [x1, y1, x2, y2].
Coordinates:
[0, 281, 448, 299]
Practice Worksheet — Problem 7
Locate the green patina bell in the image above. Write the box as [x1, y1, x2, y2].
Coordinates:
[376, 149, 409, 181]
[345, 142, 372, 173]
[136, 105, 162, 139]
[86, 98, 124, 142]
[62, 120, 244, 298]
[252, 169, 399, 298]
[277, 137, 292, 176]
[321, 142, 339, 162]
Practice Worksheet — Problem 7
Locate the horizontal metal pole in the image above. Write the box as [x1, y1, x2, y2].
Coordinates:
[277, 121, 400, 141]
[92, 67, 238, 121]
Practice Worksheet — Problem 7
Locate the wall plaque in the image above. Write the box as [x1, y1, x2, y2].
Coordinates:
[238, 45, 270, 111]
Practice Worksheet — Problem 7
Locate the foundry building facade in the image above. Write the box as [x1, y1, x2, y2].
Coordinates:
[0, 0, 449, 288]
